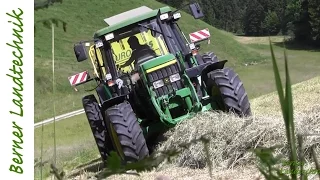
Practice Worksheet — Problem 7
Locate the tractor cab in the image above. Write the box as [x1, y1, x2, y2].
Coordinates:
[74, 4, 206, 78]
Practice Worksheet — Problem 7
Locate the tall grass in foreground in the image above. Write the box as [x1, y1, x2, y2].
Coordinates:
[253, 39, 319, 180]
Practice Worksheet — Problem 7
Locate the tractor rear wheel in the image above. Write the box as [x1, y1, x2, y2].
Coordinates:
[104, 101, 149, 163]
[202, 52, 219, 63]
[82, 95, 113, 161]
[205, 68, 251, 116]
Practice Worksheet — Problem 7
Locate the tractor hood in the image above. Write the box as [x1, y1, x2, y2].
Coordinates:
[140, 54, 177, 72]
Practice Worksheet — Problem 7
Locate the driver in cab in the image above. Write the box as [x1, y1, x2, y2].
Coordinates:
[119, 36, 156, 69]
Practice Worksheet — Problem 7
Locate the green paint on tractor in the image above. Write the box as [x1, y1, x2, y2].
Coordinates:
[141, 54, 176, 70]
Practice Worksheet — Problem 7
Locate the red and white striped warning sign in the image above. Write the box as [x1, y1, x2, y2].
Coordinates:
[68, 71, 88, 86]
[189, 28, 210, 43]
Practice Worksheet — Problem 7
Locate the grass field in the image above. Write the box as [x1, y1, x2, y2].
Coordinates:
[234, 42, 320, 98]
[34, 0, 266, 123]
[34, 76, 320, 180]
[34, 114, 99, 178]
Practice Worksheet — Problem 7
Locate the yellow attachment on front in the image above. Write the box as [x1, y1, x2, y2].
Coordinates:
[89, 45, 106, 78]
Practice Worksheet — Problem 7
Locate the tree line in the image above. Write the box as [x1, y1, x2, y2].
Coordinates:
[158, 0, 320, 46]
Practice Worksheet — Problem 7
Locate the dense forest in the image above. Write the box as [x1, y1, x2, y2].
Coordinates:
[158, 0, 320, 46]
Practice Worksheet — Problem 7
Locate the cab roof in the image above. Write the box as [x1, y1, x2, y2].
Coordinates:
[94, 6, 172, 38]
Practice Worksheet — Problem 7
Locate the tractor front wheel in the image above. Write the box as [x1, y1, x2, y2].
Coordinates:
[202, 52, 219, 63]
[205, 68, 251, 116]
[82, 95, 113, 161]
[104, 101, 149, 163]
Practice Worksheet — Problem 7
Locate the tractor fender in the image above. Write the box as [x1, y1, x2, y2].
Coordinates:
[101, 95, 127, 112]
[200, 60, 227, 84]
[186, 60, 227, 79]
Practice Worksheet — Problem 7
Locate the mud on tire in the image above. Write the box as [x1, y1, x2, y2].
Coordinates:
[82, 95, 112, 161]
[104, 101, 149, 163]
[205, 68, 252, 116]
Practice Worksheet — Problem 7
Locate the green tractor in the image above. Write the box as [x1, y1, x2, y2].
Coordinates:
[71, 2, 251, 164]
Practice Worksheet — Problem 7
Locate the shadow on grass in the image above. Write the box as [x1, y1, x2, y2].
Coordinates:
[273, 39, 320, 52]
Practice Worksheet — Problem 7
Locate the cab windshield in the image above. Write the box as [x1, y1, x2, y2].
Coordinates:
[109, 19, 170, 73]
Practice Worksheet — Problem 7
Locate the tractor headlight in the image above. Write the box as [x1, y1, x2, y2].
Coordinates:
[173, 12, 181, 19]
[160, 13, 169, 20]
[104, 33, 114, 41]
[169, 73, 181, 83]
[153, 79, 164, 89]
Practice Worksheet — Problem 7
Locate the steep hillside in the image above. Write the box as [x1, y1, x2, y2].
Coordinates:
[34, 0, 263, 122]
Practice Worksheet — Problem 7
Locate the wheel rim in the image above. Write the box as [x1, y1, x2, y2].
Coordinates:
[109, 122, 125, 160]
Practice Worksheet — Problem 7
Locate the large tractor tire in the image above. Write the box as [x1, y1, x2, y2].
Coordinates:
[104, 101, 149, 163]
[202, 52, 219, 63]
[205, 68, 251, 116]
[82, 95, 113, 161]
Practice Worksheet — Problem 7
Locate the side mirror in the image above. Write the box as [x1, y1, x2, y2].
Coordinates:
[74, 43, 88, 62]
[189, 3, 204, 19]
